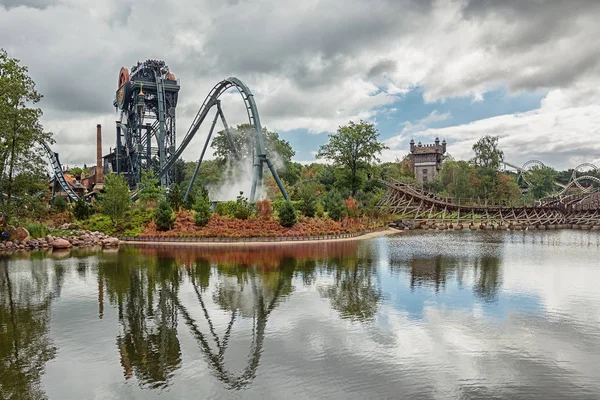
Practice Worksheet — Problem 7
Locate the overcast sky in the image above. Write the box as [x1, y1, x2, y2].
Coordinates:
[1, 0, 599, 170]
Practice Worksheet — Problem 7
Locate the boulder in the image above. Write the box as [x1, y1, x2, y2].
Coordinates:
[5, 241, 13, 248]
[102, 237, 120, 247]
[52, 238, 71, 249]
[14, 227, 30, 241]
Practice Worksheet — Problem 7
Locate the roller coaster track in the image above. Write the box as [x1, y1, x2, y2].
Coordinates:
[40, 141, 80, 202]
[382, 180, 600, 226]
[156, 77, 288, 201]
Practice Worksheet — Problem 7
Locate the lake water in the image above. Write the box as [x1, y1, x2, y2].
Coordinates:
[1, 231, 600, 399]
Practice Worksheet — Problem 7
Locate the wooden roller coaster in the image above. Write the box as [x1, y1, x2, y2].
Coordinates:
[381, 180, 600, 228]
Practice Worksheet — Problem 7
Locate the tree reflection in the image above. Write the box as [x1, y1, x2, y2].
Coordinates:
[472, 256, 502, 302]
[0, 258, 62, 399]
[98, 252, 182, 389]
[318, 254, 382, 322]
[389, 257, 455, 293]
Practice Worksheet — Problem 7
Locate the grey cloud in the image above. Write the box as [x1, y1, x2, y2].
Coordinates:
[0, 0, 56, 10]
[367, 59, 396, 79]
[202, 0, 432, 79]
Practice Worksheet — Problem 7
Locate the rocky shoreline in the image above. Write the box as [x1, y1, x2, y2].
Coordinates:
[0, 227, 120, 253]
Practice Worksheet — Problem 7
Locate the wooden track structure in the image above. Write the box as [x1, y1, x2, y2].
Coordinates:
[381, 180, 600, 227]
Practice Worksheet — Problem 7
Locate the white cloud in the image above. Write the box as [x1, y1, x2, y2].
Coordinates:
[384, 80, 600, 169]
[2, 0, 600, 166]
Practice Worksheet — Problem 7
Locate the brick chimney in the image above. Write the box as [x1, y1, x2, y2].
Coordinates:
[96, 124, 103, 183]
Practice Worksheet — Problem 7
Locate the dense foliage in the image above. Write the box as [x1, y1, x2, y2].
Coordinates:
[99, 174, 131, 224]
[317, 120, 388, 195]
[154, 199, 175, 231]
[138, 170, 163, 205]
[0, 48, 51, 218]
[74, 197, 91, 220]
[277, 201, 297, 227]
[167, 184, 183, 212]
[193, 188, 211, 227]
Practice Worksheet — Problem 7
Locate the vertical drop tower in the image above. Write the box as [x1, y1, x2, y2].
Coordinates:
[108, 59, 179, 188]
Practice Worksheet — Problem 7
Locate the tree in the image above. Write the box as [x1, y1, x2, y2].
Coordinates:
[193, 188, 211, 227]
[527, 166, 558, 199]
[316, 120, 388, 195]
[69, 167, 83, 176]
[99, 174, 131, 225]
[183, 189, 195, 210]
[277, 201, 297, 227]
[324, 189, 346, 222]
[174, 159, 186, 186]
[297, 185, 317, 217]
[0, 49, 52, 215]
[438, 160, 475, 200]
[138, 170, 163, 205]
[471, 135, 504, 170]
[154, 198, 175, 231]
[470, 136, 506, 199]
[167, 184, 183, 212]
[74, 197, 91, 220]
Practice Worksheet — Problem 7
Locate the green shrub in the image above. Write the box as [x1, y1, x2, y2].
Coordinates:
[53, 196, 68, 212]
[215, 201, 236, 217]
[298, 190, 317, 217]
[183, 189, 196, 210]
[167, 184, 183, 211]
[193, 188, 211, 227]
[74, 198, 91, 220]
[234, 191, 252, 220]
[325, 190, 346, 221]
[23, 222, 48, 238]
[315, 200, 325, 218]
[82, 214, 116, 236]
[277, 201, 297, 227]
[155, 199, 175, 231]
[121, 206, 155, 236]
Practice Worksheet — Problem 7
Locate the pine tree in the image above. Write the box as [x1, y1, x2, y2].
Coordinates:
[167, 184, 183, 211]
[74, 197, 91, 220]
[138, 170, 163, 205]
[155, 198, 175, 231]
[325, 190, 346, 222]
[193, 188, 211, 226]
[298, 188, 317, 217]
[277, 201, 297, 227]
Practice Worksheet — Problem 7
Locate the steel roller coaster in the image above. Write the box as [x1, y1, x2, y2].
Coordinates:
[44, 59, 289, 203]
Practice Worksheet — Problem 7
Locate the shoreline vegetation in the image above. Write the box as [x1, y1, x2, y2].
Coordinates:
[2, 49, 599, 246]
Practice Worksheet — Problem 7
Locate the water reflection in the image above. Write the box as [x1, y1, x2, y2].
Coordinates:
[390, 255, 503, 303]
[318, 252, 382, 321]
[0, 258, 61, 399]
[99, 252, 182, 389]
[1, 232, 600, 399]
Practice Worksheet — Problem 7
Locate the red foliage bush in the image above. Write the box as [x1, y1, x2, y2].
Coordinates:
[140, 210, 382, 238]
[256, 199, 272, 219]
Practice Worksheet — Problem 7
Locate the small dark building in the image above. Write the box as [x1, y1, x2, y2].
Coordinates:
[410, 138, 446, 184]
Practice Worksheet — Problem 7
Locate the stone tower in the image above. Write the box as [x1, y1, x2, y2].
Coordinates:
[409, 138, 446, 184]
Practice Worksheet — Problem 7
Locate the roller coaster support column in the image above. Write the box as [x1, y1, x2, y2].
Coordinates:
[146, 123, 152, 169]
[116, 122, 122, 175]
[265, 158, 288, 202]
[184, 107, 221, 201]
